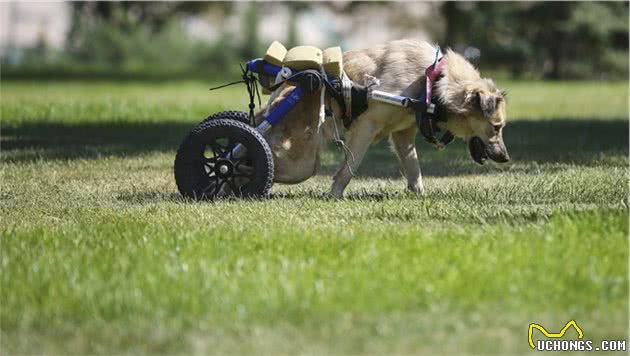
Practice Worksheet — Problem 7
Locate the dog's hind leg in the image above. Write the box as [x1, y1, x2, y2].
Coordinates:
[391, 126, 425, 195]
[329, 119, 378, 198]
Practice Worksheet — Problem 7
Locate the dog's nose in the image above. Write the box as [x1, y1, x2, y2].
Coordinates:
[485, 143, 510, 163]
[494, 154, 510, 163]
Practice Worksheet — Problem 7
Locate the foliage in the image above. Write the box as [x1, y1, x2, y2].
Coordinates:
[240, 3, 262, 60]
[4, 19, 242, 81]
[3, 2, 241, 81]
[2, 2, 627, 80]
[442, 2, 629, 79]
[1, 80, 628, 353]
[67, 1, 225, 38]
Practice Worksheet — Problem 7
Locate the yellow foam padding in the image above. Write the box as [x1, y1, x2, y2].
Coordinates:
[263, 41, 287, 67]
[283, 46, 323, 70]
[323, 46, 343, 78]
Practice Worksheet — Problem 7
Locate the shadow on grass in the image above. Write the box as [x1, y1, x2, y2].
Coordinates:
[116, 191, 184, 204]
[2, 121, 191, 162]
[327, 118, 629, 177]
[270, 190, 407, 201]
[3, 119, 628, 177]
[116, 189, 408, 204]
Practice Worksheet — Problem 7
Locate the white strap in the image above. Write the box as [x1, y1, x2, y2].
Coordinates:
[317, 66, 327, 132]
[341, 72, 353, 119]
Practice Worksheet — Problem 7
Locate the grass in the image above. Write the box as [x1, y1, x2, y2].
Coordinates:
[1, 79, 628, 355]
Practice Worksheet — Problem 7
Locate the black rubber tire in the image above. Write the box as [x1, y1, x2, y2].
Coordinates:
[174, 118, 274, 200]
[201, 110, 251, 126]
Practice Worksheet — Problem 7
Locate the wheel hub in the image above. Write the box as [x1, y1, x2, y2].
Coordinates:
[215, 160, 233, 178]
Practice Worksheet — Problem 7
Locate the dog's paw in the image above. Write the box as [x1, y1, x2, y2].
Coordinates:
[407, 184, 425, 196]
[324, 188, 345, 200]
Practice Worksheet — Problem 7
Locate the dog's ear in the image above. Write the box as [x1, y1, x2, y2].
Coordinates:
[466, 89, 497, 118]
[478, 91, 496, 118]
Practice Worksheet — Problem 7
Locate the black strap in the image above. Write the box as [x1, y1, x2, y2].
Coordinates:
[266, 69, 322, 93]
[208, 64, 261, 127]
[439, 130, 455, 145]
[324, 80, 367, 129]
[322, 80, 348, 125]
[348, 84, 368, 128]
[242, 65, 261, 126]
[414, 73, 456, 148]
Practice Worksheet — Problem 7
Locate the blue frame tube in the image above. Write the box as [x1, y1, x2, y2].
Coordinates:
[246, 58, 282, 77]
[230, 86, 305, 159]
[261, 86, 305, 127]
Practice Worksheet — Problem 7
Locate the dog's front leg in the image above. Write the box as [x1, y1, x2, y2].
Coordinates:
[391, 126, 425, 195]
[330, 120, 378, 198]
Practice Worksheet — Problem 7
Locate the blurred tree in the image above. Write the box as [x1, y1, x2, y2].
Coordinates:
[240, 2, 261, 59]
[9, 1, 627, 81]
[68, 2, 231, 45]
[285, 3, 310, 48]
[439, 1, 629, 79]
[60, 1, 240, 79]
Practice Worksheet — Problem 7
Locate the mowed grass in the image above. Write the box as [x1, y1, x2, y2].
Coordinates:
[1, 79, 628, 355]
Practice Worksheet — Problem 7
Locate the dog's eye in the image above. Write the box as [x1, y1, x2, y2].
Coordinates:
[493, 125, 502, 133]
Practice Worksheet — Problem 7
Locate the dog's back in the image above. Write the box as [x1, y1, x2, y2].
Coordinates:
[342, 39, 438, 97]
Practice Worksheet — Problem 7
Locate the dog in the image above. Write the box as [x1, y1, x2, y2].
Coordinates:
[257, 39, 510, 197]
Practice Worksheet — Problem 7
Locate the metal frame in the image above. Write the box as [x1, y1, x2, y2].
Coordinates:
[247, 57, 416, 127]
[229, 58, 414, 158]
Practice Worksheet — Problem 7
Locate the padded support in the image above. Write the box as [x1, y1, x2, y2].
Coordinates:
[261, 41, 287, 94]
[323, 46, 343, 78]
[264, 41, 287, 67]
[283, 46, 323, 70]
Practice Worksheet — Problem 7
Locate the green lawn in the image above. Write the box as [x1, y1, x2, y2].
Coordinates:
[1, 80, 628, 355]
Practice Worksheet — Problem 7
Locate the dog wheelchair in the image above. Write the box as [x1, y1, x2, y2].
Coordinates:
[174, 41, 451, 199]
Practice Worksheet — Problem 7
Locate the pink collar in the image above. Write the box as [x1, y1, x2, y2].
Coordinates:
[424, 54, 446, 106]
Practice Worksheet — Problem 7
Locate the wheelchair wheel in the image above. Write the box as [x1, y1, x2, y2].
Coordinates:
[200, 110, 251, 126]
[174, 118, 274, 200]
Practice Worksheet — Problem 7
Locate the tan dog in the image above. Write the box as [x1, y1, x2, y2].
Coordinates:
[258, 39, 510, 197]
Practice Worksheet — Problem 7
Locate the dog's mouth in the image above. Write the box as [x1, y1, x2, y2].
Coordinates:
[468, 137, 488, 165]
[468, 136, 511, 165]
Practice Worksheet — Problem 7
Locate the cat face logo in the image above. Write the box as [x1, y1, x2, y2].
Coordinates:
[528, 320, 584, 349]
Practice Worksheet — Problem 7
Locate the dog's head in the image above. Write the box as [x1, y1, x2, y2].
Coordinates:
[436, 50, 510, 165]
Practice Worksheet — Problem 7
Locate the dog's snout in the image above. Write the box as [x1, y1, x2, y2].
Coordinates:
[485, 141, 510, 163]
[493, 152, 510, 163]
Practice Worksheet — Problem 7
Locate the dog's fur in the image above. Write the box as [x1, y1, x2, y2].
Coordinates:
[258, 39, 510, 197]
[254, 84, 324, 184]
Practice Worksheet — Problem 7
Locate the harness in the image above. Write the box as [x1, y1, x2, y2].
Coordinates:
[213, 45, 455, 149]
[414, 48, 455, 148]
[333, 47, 455, 148]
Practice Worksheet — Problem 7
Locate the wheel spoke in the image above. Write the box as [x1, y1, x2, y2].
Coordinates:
[233, 173, 252, 179]
[234, 162, 254, 178]
[226, 177, 240, 194]
[200, 176, 219, 196]
[210, 179, 226, 197]
[221, 139, 240, 158]
[215, 138, 231, 156]
[210, 143, 223, 158]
